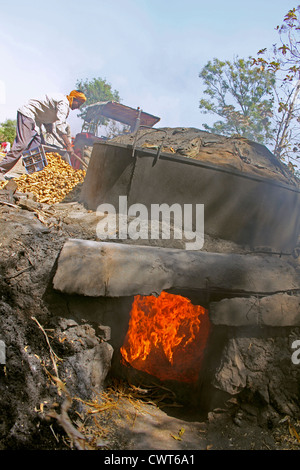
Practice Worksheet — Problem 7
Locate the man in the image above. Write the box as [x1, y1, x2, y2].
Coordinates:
[0, 90, 86, 180]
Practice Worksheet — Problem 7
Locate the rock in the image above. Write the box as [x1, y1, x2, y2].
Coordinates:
[65, 342, 114, 397]
[98, 325, 111, 341]
[3, 180, 17, 193]
[0, 189, 15, 204]
[52, 240, 300, 300]
[17, 198, 42, 212]
[213, 339, 247, 395]
[210, 294, 300, 327]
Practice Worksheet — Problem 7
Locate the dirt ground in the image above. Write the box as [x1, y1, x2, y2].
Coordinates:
[0, 131, 300, 452]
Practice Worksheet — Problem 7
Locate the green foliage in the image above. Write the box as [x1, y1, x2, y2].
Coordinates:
[199, 57, 276, 143]
[0, 119, 16, 145]
[251, 6, 300, 169]
[75, 77, 121, 126]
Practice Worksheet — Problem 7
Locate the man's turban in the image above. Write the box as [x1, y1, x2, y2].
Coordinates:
[67, 90, 87, 107]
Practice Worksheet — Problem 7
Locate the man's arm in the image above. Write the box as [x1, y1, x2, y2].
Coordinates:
[60, 133, 73, 153]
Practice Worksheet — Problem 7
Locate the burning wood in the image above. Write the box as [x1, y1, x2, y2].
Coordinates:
[0, 152, 86, 204]
[120, 291, 211, 383]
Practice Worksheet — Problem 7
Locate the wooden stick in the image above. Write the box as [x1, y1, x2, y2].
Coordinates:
[0, 199, 18, 208]
[31, 316, 61, 378]
[69, 153, 89, 170]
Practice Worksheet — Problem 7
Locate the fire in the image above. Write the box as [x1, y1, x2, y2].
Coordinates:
[120, 291, 211, 383]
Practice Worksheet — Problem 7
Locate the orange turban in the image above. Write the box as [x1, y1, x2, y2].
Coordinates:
[67, 90, 87, 107]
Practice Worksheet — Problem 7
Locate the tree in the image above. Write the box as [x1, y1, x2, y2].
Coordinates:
[75, 77, 124, 136]
[199, 57, 276, 144]
[0, 119, 16, 145]
[251, 6, 300, 171]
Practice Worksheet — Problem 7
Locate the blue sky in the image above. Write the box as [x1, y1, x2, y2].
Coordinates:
[0, 0, 296, 135]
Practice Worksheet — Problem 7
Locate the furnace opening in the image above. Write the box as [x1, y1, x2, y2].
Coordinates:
[120, 291, 211, 384]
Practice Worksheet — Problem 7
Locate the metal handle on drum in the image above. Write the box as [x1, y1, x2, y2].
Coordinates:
[132, 126, 167, 163]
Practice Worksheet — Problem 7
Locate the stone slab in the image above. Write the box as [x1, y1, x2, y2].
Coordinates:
[210, 293, 300, 326]
[53, 239, 300, 299]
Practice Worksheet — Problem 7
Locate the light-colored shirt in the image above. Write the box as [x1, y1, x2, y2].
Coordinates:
[18, 93, 70, 135]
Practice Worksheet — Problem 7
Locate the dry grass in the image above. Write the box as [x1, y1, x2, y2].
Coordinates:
[70, 378, 182, 450]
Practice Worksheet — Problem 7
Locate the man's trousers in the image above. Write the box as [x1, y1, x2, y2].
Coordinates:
[0, 112, 42, 174]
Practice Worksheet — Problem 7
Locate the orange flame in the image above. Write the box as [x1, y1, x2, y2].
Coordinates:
[120, 291, 211, 383]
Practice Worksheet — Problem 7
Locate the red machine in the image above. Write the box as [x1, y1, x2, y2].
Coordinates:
[71, 101, 160, 169]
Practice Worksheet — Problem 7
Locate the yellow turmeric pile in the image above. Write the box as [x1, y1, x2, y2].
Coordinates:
[0, 152, 86, 204]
